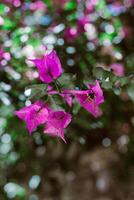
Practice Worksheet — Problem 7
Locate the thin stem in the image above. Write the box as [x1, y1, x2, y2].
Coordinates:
[56, 79, 62, 88]
[54, 80, 61, 93]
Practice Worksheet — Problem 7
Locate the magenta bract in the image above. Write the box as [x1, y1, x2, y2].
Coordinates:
[15, 101, 72, 142]
[67, 80, 104, 117]
[15, 101, 49, 134]
[75, 80, 104, 117]
[44, 110, 72, 142]
[30, 50, 62, 83]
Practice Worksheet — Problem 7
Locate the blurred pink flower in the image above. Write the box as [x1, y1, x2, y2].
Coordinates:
[110, 63, 124, 77]
[77, 16, 90, 33]
[30, 0, 46, 11]
[123, 26, 133, 38]
[0, 49, 11, 67]
[3, 52, 11, 61]
[4, 0, 21, 7]
[44, 110, 72, 142]
[86, 0, 98, 12]
[15, 101, 49, 134]
[0, 49, 11, 61]
[29, 50, 62, 83]
[0, 49, 4, 59]
[64, 27, 78, 42]
[131, 0, 134, 5]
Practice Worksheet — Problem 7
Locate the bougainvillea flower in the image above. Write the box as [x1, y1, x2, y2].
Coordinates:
[29, 50, 62, 83]
[69, 80, 104, 117]
[44, 110, 72, 142]
[15, 101, 49, 134]
[123, 25, 132, 38]
[110, 63, 124, 77]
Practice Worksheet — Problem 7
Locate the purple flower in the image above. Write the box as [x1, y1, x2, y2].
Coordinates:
[69, 80, 104, 117]
[15, 101, 49, 134]
[110, 63, 124, 77]
[44, 110, 72, 142]
[29, 50, 62, 83]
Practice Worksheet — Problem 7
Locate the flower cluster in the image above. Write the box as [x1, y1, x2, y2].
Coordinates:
[15, 101, 71, 143]
[15, 50, 104, 142]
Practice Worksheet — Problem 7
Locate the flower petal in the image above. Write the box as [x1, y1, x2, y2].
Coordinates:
[88, 80, 104, 105]
[44, 123, 66, 143]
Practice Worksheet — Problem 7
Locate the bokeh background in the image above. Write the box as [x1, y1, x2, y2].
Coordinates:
[0, 0, 134, 199]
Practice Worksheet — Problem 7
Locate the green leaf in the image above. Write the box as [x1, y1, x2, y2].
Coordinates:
[102, 79, 113, 90]
[93, 67, 113, 81]
[51, 94, 62, 105]
[57, 73, 76, 89]
[73, 100, 81, 115]
[112, 85, 121, 95]
[119, 77, 129, 86]
[93, 67, 130, 91]
[26, 84, 47, 101]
